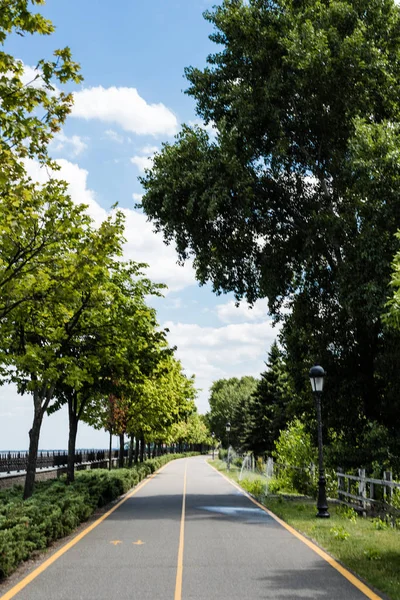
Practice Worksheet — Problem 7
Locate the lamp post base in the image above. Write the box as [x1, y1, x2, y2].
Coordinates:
[316, 474, 330, 518]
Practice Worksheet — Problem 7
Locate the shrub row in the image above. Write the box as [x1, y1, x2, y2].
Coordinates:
[0, 453, 194, 579]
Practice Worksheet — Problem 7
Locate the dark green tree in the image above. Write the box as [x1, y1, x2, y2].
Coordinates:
[207, 376, 258, 448]
[140, 0, 400, 464]
[244, 342, 292, 457]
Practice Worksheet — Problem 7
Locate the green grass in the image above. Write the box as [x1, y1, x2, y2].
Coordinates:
[210, 459, 400, 600]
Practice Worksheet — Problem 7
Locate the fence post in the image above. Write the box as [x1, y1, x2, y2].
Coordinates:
[384, 471, 393, 505]
[337, 467, 344, 503]
[358, 469, 366, 516]
[266, 457, 274, 478]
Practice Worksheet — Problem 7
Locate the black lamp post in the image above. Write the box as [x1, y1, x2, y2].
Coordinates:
[309, 365, 330, 518]
[226, 422, 231, 470]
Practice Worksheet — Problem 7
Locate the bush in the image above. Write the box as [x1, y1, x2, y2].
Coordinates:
[218, 448, 228, 460]
[272, 418, 317, 495]
[0, 453, 191, 579]
[240, 478, 266, 501]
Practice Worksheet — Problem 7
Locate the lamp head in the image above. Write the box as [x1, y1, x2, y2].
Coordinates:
[309, 365, 325, 393]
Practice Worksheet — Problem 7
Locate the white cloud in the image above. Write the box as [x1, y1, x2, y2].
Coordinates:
[132, 193, 143, 202]
[216, 299, 269, 324]
[51, 132, 87, 157]
[71, 86, 178, 136]
[130, 145, 159, 173]
[17, 62, 59, 96]
[104, 129, 124, 143]
[20, 63, 43, 88]
[24, 159, 107, 225]
[120, 208, 195, 291]
[163, 319, 279, 413]
[130, 155, 153, 172]
[141, 145, 159, 155]
[24, 159, 196, 293]
[189, 119, 217, 137]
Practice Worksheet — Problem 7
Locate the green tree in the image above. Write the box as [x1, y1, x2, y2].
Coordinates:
[52, 257, 163, 481]
[170, 412, 210, 449]
[272, 418, 317, 494]
[75, 263, 172, 470]
[140, 0, 400, 462]
[6, 210, 125, 498]
[244, 342, 292, 458]
[136, 357, 197, 453]
[0, 0, 82, 180]
[207, 376, 258, 448]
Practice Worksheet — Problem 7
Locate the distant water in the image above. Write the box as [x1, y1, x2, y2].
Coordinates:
[1, 448, 116, 453]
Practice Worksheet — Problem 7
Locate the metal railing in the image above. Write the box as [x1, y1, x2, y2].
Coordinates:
[0, 449, 127, 474]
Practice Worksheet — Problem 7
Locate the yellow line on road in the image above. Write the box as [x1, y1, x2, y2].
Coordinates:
[206, 461, 382, 600]
[0, 464, 169, 600]
[174, 461, 187, 600]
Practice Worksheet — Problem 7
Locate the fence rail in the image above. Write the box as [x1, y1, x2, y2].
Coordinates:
[337, 468, 400, 517]
[240, 455, 400, 519]
[0, 449, 126, 474]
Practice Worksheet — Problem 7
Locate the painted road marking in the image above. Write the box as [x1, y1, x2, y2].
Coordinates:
[0, 464, 170, 600]
[132, 540, 145, 545]
[174, 460, 187, 600]
[206, 461, 383, 600]
[110, 540, 123, 546]
[198, 505, 269, 517]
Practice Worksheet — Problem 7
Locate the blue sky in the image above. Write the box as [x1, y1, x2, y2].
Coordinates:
[0, 0, 279, 450]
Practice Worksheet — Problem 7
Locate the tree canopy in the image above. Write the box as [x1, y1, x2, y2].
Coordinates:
[141, 0, 400, 467]
[0, 1, 205, 496]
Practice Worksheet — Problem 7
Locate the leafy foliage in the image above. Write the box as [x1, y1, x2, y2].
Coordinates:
[141, 0, 400, 469]
[243, 342, 293, 457]
[272, 418, 317, 495]
[206, 376, 258, 447]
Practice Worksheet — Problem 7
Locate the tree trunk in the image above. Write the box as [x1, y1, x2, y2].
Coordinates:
[148, 443, 151, 459]
[23, 392, 45, 500]
[67, 401, 78, 484]
[119, 433, 125, 468]
[109, 430, 113, 471]
[128, 434, 134, 467]
[134, 435, 139, 464]
[140, 432, 145, 463]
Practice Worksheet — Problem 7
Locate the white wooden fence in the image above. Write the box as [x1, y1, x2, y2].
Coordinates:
[336, 468, 400, 517]
[257, 457, 400, 518]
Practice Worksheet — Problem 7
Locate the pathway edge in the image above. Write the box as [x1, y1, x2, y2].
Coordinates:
[206, 460, 383, 600]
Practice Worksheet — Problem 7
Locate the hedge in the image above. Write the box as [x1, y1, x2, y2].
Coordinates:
[0, 453, 194, 579]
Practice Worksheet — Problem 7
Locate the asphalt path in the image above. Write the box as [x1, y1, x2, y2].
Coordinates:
[1, 456, 382, 600]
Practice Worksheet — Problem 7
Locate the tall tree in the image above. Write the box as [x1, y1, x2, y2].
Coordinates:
[0, 0, 82, 333]
[244, 342, 292, 457]
[140, 0, 400, 457]
[6, 210, 125, 498]
[207, 376, 258, 448]
[62, 260, 168, 480]
[0, 0, 82, 179]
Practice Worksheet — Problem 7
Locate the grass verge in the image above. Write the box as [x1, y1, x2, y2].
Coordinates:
[0, 453, 195, 580]
[210, 459, 399, 600]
